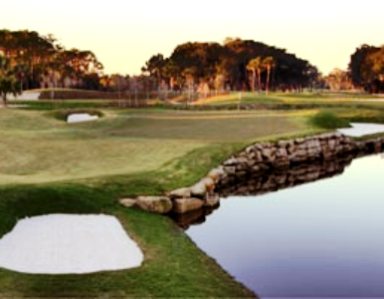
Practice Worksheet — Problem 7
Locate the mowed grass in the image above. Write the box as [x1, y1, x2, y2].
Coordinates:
[0, 106, 321, 298]
[0, 184, 256, 298]
[194, 91, 384, 109]
[0, 108, 315, 185]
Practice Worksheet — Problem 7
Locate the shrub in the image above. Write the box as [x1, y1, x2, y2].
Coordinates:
[311, 110, 350, 129]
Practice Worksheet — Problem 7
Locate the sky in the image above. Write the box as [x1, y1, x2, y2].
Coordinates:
[2, 0, 384, 75]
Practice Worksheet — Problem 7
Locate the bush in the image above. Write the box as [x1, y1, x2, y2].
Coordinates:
[311, 110, 350, 129]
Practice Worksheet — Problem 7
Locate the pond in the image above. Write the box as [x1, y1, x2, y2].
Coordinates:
[186, 154, 384, 298]
[0, 214, 143, 274]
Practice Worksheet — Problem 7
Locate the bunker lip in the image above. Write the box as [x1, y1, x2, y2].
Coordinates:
[0, 214, 144, 275]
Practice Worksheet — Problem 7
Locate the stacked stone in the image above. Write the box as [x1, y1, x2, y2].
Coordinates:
[218, 133, 357, 187]
[120, 133, 384, 215]
[120, 172, 221, 215]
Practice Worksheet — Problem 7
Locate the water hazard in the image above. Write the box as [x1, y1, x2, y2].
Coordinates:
[185, 154, 384, 298]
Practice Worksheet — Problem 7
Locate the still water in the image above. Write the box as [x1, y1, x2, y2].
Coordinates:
[186, 154, 384, 298]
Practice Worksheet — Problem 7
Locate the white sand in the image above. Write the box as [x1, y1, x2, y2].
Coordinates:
[338, 123, 384, 137]
[67, 113, 99, 124]
[0, 214, 144, 274]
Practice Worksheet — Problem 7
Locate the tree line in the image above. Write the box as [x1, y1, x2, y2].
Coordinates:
[1, 29, 384, 103]
[142, 38, 320, 93]
[0, 30, 104, 91]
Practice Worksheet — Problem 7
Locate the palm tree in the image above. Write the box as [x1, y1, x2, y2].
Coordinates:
[262, 56, 276, 95]
[0, 55, 22, 106]
[246, 57, 262, 92]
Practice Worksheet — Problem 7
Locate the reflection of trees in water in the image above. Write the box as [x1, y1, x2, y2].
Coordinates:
[173, 154, 356, 230]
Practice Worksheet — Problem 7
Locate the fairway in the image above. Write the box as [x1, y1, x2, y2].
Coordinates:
[0, 108, 315, 185]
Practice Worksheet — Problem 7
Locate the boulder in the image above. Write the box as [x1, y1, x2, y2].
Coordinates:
[204, 194, 220, 207]
[223, 157, 238, 166]
[119, 198, 136, 208]
[208, 167, 225, 182]
[201, 177, 215, 192]
[261, 147, 275, 161]
[136, 196, 173, 214]
[275, 147, 288, 158]
[168, 187, 191, 199]
[223, 166, 236, 175]
[173, 198, 204, 214]
[189, 177, 216, 197]
[190, 181, 207, 198]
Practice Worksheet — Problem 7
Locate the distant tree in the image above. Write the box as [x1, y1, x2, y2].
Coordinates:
[0, 55, 22, 106]
[349, 45, 378, 88]
[246, 57, 262, 92]
[349, 45, 384, 93]
[324, 69, 353, 91]
[142, 54, 165, 79]
[262, 56, 276, 94]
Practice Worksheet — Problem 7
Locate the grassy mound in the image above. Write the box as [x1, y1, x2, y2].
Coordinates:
[310, 110, 350, 129]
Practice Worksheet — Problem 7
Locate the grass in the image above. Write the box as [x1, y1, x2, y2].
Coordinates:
[0, 184, 255, 298]
[3, 91, 384, 297]
[0, 108, 314, 185]
[0, 103, 320, 297]
[310, 110, 351, 129]
[193, 91, 384, 111]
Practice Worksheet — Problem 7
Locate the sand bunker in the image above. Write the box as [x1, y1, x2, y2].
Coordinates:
[0, 214, 144, 274]
[338, 123, 384, 137]
[67, 113, 99, 123]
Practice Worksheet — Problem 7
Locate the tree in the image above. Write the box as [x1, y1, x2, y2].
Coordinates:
[262, 56, 276, 94]
[246, 57, 262, 92]
[324, 69, 353, 91]
[0, 55, 22, 106]
[349, 45, 384, 93]
[0, 30, 104, 91]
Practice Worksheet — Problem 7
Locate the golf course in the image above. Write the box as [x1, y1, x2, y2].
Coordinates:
[0, 91, 383, 297]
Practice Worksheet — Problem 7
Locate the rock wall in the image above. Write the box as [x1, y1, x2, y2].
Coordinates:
[217, 133, 355, 188]
[218, 154, 355, 197]
[120, 133, 384, 215]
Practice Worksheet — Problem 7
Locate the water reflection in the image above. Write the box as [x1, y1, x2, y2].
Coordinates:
[185, 154, 384, 298]
[217, 154, 355, 197]
[172, 153, 356, 229]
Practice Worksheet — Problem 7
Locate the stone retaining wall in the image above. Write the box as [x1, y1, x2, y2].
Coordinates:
[120, 133, 384, 215]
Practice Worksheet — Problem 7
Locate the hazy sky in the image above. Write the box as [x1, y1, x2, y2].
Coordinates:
[3, 0, 384, 75]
